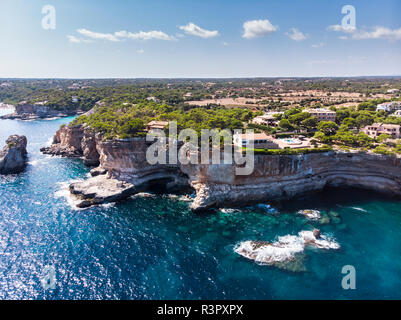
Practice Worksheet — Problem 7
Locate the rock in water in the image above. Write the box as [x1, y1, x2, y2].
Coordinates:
[234, 229, 340, 269]
[0, 135, 28, 174]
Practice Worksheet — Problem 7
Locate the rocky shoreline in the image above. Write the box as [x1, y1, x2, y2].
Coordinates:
[0, 104, 80, 121]
[42, 125, 401, 211]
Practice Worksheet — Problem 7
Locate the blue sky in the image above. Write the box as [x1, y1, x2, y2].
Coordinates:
[0, 0, 400, 78]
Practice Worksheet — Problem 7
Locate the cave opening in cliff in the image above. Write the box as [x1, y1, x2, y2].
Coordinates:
[146, 178, 175, 193]
[144, 175, 194, 195]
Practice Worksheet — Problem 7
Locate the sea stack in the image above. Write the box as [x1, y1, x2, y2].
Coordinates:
[0, 135, 28, 174]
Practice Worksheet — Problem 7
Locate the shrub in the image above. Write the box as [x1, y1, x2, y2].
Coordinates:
[373, 145, 395, 155]
[247, 146, 333, 155]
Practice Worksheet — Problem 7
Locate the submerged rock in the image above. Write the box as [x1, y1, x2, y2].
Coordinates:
[0, 135, 27, 174]
[297, 210, 321, 220]
[234, 229, 340, 270]
[319, 214, 331, 225]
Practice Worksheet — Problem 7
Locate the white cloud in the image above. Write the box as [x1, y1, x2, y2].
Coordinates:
[222, 41, 229, 46]
[328, 25, 401, 41]
[74, 28, 175, 42]
[352, 27, 401, 40]
[115, 30, 175, 41]
[67, 35, 93, 44]
[311, 42, 325, 48]
[242, 19, 277, 39]
[77, 28, 121, 42]
[137, 48, 144, 54]
[285, 28, 307, 41]
[178, 22, 219, 38]
[327, 24, 356, 33]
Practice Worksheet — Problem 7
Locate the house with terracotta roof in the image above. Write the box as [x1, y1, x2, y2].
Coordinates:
[147, 121, 169, 131]
[363, 123, 401, 139]
[304, 108, 336, 122]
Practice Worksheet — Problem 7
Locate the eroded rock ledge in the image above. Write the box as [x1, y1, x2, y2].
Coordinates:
[0, 135, 28, 174]
[183, 152, 401, 211]
[43, 125, 401, 210]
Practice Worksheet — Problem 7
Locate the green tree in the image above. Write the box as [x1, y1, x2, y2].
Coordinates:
[377, 133, 391, 143]
[288, 112, 311, 126]
[300, 116, 318, 130]
[279, 119, 294, 131]
[317, 121, 339, 136]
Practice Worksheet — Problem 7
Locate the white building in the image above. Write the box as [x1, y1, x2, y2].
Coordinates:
[252, 112, 283, 127]
[363, 123, 401, 139]
[233, 132, 279, 149]
[304, 108, 336, 122]
[376, 102, 401, 112]
[146, 97, 160, 103]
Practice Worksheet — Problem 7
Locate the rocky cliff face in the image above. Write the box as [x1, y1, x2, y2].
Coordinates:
[0, 135, 28, 174]
[44, 126, 188, 207]
[43, 126, 401, 210]
[181, 152, 401, 211]
[41, 125, 99, 165]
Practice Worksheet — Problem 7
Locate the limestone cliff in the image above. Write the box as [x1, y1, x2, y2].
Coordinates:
[43, 126, 401, 210]
[43, 126, 188, 207]
[181, 152, 401, 211]
[0, 135, 28, 174]
[41, 125, 99, 166]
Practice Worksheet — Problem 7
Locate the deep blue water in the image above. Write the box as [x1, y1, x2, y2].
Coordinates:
[1, 108, 401, 300]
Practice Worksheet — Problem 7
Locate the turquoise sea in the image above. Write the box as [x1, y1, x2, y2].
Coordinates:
[1, 108, 401, 299]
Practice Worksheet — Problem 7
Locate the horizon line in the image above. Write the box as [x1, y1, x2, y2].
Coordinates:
[1, 75, 401, 80]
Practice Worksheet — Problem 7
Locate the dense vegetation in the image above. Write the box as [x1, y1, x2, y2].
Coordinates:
[250, 146, 333, 155]
[71, 101, 254, 139]
[2, 78, 401, 154]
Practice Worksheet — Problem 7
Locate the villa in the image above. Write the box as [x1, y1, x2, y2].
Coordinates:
[304, 108, 336, 122]
[363, 123, 401, 139]
[146, 96, 160, 103]
[376, 102, 401, 112]
[252, 112, 283, 127]
[233, 132, 279, 149]
[147, 121, 169, 132]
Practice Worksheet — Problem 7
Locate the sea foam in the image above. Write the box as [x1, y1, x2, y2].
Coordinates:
[234, 230, 340, 267]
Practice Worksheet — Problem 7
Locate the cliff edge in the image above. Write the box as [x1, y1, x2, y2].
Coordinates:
[43, 126, 401, 210]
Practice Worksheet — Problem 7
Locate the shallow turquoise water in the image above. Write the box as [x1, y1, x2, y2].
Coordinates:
[1, 109, 401, 300]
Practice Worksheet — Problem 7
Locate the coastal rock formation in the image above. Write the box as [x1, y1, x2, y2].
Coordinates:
[0, 103, 79, 120]
[181, 152, 401, 212]
[0, 135, 28, 174]
[43, 126, 189, 207]
[41, 125, 95, 161]
[234, 229, 340, 269]
[43, 125, 401, 210]
[69, 175, 135, 208]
